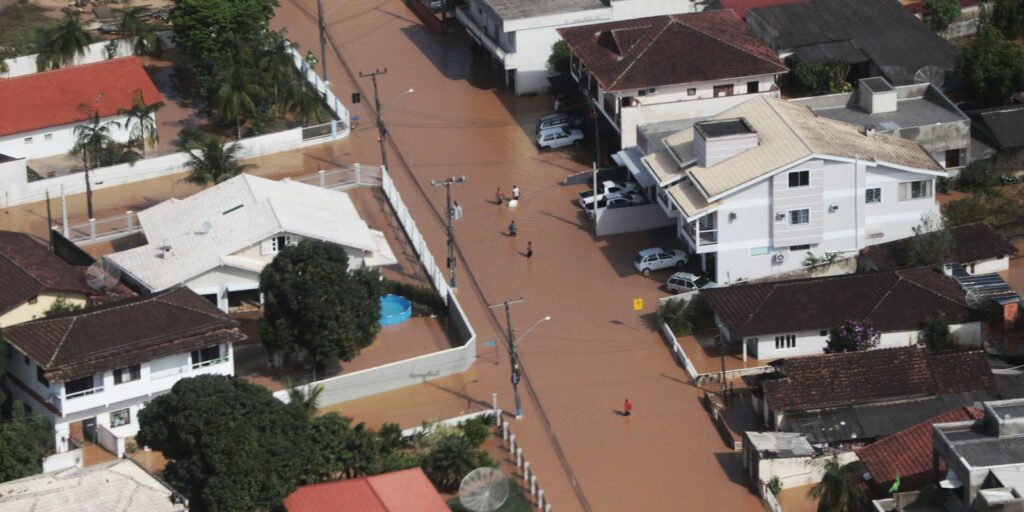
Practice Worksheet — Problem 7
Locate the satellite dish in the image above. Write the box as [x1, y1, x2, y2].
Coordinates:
[86, 260, 122, 292]
[914, 66, 945, 88]
[458, 467, 510, 512]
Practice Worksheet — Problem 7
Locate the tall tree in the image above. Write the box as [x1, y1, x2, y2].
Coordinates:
[181, 131, 252, 186]
[71, 112, 121, 219]
[215, 63, 264, 140]
[117, 3, 163, 56]
[137, 375, 312, 512]
[118, 90, 163, 157]
[956, 26, 1024, 107]
[906, 212, 955, 267]
[807, 457, 865, 512]
[993, 0, 1024, 39]
[0, 399, 53, 483]
[35, 12, 92, 71]
[307, 413, 382, 481]
[259, 241, 382, 368]
[423, 434, 491, 492]
[924, 0, 961, 30]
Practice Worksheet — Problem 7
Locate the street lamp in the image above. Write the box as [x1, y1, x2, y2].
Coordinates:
[359, 71, 415, 171]
[431, 175, 466, 290]
[489, 297, 551, 420]
[516, 316, 552, 347]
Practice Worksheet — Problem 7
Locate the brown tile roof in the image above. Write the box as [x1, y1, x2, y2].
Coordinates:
[557, 10, 787, 92]
[701, 267, 979, 338]
[763, 346, 996, 412]
[3, 287, 244, 381]
[855, 406, 984, 496]
[0, 231, 93, 315]
[859, 223, 1019, 272]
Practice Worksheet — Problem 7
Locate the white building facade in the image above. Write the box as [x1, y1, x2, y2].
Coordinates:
[456, 0, 697, 95]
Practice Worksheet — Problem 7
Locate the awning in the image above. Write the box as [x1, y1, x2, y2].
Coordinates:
[616, 147, 658, 189]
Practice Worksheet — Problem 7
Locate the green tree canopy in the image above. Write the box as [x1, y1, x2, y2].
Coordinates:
[924, 0, 960, 30]
[137, 375, 312, 511]
[807, 457, 865, 512]
[993, 0, 1024, 39]
[548, 40, 570, 75]
[118, 3, 163, 56]
[169, 0, 279, 95]
[906, 213, 955, 267]
[0, 398, 53, 483]
[943, 188, 1024, 227]
[118, 90, 163, 157]
[259, 240, 382, 367]
[956, 26, 1024, 107]
[920, 317, 955, 352]
[35, 11, 91, 71]
[181, 131, 252, 186]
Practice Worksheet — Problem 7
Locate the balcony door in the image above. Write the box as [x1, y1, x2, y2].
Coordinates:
[713, 84, 734, 97]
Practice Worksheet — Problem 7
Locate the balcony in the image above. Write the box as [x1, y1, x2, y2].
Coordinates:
[455, 7, 516, 69]
[191, 356, 230, 370]
[65, 386, 103, 400]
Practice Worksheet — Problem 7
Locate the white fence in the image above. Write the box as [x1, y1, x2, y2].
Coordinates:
[1, 39, 135, 78]
[659, 319, 699, 382]
[763, 483, 782, 512]
[275, 165, 477, 408]
[500, 418, 555, 512]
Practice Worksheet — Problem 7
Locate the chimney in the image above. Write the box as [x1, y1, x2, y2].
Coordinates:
[693, 118, 758, 167]
[158, 244, 172, 259]
[858, 77, 897, 115]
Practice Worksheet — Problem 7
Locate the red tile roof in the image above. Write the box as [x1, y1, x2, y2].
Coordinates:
[558, 10, 787, 92]
[718, 0, 808, 19]
[763, 346, 996, 412]
[284, 468, 450, 512]
[856, 406, 983, 496]
[0, 230, 93, 315]
[0, 57, 163, 138]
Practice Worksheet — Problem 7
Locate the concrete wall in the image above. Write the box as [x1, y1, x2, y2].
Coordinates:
[42, 448, 83, 473]
[967, 257, 1010, 275]
[0, 39, 136, 78]
[0, 291, 88, 327]
[595, 202, 675, 236]
[755, 451, 860, 489]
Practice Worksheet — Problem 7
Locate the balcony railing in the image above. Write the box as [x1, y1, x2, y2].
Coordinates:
[191, 356, 230, 370]
[699, 231, 718, 245]
[65, 386, 104, 400]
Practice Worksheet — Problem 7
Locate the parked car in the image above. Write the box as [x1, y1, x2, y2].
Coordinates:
[536, 112, 581, 133]
[578, 181, 640, 209]
[665, 272, 717, 293]
[537, 127, 584, 149]
[634, 247, 688, 276]
[584, 192, 645, 219]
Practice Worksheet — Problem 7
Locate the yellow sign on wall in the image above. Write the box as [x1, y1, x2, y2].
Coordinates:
[633, 298, 644, 311]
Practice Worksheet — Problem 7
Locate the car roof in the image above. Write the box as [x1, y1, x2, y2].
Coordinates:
[639, 247, 664, 256]
[538, 126, 569, 136]
[539, 112, 570, 122]
[669, 271, 698, 280]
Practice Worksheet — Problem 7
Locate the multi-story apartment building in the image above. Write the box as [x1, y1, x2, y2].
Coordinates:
[2, 287, 245, 457]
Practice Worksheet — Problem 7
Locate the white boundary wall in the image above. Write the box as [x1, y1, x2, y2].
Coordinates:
[275, 165, 477, 407]
[1, 39, 136, 78]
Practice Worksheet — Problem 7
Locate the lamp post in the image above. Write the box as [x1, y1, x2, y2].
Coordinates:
[359, 68, 414, 171]
[489, 298, 550, 419]
[431, 176, 466, 290]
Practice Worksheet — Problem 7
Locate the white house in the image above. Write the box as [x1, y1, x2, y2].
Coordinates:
[0, 230, 94, 327]
[455, 0, 697, 96]
[105, 173, 398, 311]
[0, 57, 163, 162]
[625, 95, 946, 284]
[559, 10, 788, 148]
[700, 267, 984, 360]
[2, 287, 245, 457]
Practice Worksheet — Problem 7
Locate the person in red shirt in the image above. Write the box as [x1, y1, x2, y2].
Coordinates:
[624, 399, 633, 417]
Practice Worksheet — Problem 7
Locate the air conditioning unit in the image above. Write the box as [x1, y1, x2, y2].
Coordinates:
[773, 251, 787, 263]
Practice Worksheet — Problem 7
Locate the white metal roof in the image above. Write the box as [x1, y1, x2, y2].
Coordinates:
[0, 459, 185, 512]
[106, 174, 386, 290]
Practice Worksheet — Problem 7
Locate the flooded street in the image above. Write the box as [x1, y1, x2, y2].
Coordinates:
[272, 1, 763, 510]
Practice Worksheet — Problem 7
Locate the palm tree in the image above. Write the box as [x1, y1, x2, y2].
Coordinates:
[258, 31, 300, 114]
[36, 12, 92, 71]
[423, 434, 479, 491]
[807, 457, 865, 512]
[181, 131, 253, 186]
[118, 90, 163, 157]
[117, 3, 162, 56]
[285, 380, 324, 419]
[215, 64, 264, 140]
[71, 112, 121, 219]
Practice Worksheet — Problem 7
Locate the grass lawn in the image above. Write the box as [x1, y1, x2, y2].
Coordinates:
[0, 3, 61, 56]
[448, 481, 532, 512]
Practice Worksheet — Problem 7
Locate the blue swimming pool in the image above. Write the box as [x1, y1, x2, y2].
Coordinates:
[379, 294, 412, 326]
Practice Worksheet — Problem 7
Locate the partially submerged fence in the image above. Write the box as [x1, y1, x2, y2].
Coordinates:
[499, 418, 555, 512]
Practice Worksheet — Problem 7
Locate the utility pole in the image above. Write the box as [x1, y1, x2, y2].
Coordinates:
[316, 0, 328, 82]
[360, 69, 389, 169]
[490, 298, 525, 419]
[716, 334, 726, 394]
[431, 176, 466, 290]
[590, 101, 601, 168]
[84, 150, 94, 220]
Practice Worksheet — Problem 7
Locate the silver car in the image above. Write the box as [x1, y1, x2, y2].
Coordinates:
[665, 272, 717, 293]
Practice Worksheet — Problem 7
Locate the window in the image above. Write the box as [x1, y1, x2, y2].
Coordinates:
[111, 408, 131, 428]
[713, 84, 733, 97]
[865, 187, 881, 204]
[114, 364, 141, 385]
[788, 170, 809, 188]
[271, 235, 293, 252]
[36, 366, 49, 387]
[620, 96, 633, 108]
[945, 149, 961, 168]
[749, 246, 770, 256]
[24, 137, 32, 144]
[789, 244, 811, 251]
[687, 88, 696, 96]
[191, 345, 225, 368]
[820, 330, 828, 336]
[44, 133, 53, 141]
[747, 81, 759, 94]
[23, 354, 29, 365]
[638, 89, 647, 96]
[898, 180, 933, 200]
[774, 334, 796, 350]
[789, 209, 809, 225]
[65, 375, 96, 397]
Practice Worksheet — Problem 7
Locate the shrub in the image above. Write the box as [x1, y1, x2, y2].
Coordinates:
[767, 476, 783, 496]
[943, 188, 1024, 227]
[825, 320, 880, 353]
[548, 40, 569, 74]
[458, 416, 492, 447]
[956, 160, 999, 192]
[381, 279, 447, 317]
[920, 317, 955, 352]
[44, 297, 83, 316]
[660, 298, 697, 335]
[924, 0, 961, 30]
[794, 61, 832, 95]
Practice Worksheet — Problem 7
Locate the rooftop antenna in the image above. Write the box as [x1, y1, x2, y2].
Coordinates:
[458, 467, 510, 512]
